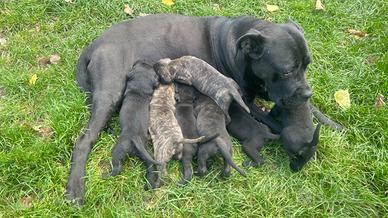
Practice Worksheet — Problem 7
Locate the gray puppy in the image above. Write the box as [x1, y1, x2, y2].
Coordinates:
[194, 95, 246, 177]
[270, 102, 321, 172]
[107, 61, 160, 188]
[227, 102, 279, 167]
[153, 56, 250, 123]
[174, 84, 200, 185]
[149, 83, 216, 188]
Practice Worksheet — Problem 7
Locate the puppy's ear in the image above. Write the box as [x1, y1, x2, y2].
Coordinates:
[153, 62, 172, 84]
[236, 29, 265, 60]
[287, 17, 304, 34]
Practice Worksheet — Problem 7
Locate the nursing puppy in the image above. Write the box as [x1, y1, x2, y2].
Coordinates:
[195, 95, 246, 177]
[174, 84, 200, 185]
[153, 56, 250, 123]
[227, 102, 279, 167]
[149, 83, 216, 188]
[107, 61, 160, 187]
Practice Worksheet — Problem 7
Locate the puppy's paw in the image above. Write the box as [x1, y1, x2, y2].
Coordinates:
[64, 182, 85, 206]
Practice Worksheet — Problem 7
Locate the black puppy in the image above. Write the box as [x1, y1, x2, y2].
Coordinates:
[227, 102, 279, 167]
[174, 84, 200, 185]
[270, 102, 321, 172]
[195, 95, 246, 177]
[108, 61, 160, 188]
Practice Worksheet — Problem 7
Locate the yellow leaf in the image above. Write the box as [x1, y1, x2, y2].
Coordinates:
[315, 0, 325, 11]
[124, 4, 134, 15]
[334, 89, 351, 110]
[266, 4, 279, 12]
[375, 93, 385, 109]
[162, 0, 174, 6]
[29, 74, 38, 85]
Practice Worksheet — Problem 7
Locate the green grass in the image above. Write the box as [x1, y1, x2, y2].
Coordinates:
[0, 0, 387, 216]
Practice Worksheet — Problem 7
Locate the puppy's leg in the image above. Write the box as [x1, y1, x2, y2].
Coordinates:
[65, 49, 126, 205]
[178, 144, 196, 185]
[242, 139, 265, 167]
[108, 134, 134, 177]
[196, 142, 216, 177]
[144, 160, 157, 190]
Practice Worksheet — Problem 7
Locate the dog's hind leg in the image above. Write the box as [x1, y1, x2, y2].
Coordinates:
[196, 142, 215, 177]
[65, 46, 127, 205]
[144, 160, 157, 190]
[241, 139, 264, 167]
[178, 144, 196, 185]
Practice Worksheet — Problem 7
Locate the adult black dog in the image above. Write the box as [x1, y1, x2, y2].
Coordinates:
[67, 14, 314, 204]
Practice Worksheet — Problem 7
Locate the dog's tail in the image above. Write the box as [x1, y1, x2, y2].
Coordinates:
[231, 92, 250, 114]
[75, 46, 91, 93]
[132, 139, 161, 165]
[309, 104, 345, 131]
[309, 123, 321, 147]
[179, 133, 219, 144]
[215, 138, 246, 177]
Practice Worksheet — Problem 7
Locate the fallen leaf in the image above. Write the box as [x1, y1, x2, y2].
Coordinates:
[21, 196, 33, 208]
[0, 36, 6, 46]
[139, 13, 149, 17]
[213, 3, 221, 11]
[49, 54, 60, 64]
[37, 56, 50, 67]
[0, 86, 5, 98]
[266, 4, 280, 12]
[64, 0, 74, 3]
[124, 4, 134, 15]
[315, 0, 325, 11]
[348, 29, 367, 38]
[364, 55, 379, 65]
[162, 0, 174, 6]
[35, 24, 41, 32]
[334, 89, 351, 110]
[29, 74, 38, 85]
[375, 93, 385, 109]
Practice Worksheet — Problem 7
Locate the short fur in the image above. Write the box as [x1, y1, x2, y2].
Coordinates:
[153, 56, 250, 123]
[227, 102, 279, 167]
[107, 61, 160, 189]
[149, 84, 216, 188]
[194, 95, 246, 177]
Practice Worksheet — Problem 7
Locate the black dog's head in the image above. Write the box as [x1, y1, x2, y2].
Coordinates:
[236, 19, 312, 107]
[281, 123, 321, 172]
[153, 58, 174, 84]
[126, 60, 160, 95]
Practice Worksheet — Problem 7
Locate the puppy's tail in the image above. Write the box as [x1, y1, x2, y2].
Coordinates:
[309, 123, 321, 147]
[231, 92, 250, 114]
[179, 133, 219, 144]
[132, 139, 161, 165]
[215, 138, 246, 177]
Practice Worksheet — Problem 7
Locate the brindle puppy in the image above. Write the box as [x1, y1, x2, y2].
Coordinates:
[194, 95, 246, 177]
[149, 83, 216, 188]
[153, 56, 250, 123]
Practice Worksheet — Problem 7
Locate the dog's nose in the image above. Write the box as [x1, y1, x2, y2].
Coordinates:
[301, 89, 312, 99]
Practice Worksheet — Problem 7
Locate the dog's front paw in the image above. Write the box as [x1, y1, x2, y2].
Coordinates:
[64, 180, 85, 206]
[243, 159, 265, 168]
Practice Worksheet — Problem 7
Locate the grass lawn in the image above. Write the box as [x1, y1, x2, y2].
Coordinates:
[0, 0, 387, 216]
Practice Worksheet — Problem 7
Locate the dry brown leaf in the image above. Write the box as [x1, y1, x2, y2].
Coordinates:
[38, 56, 50, 67]
[266, 4, 280, 12]
[21, 196, 34, 208]
[375, 93, 385, 109]
[315, 0, 325, 11]
[49, 54, 61, 64]
[348, 29, 367, 38]
[35, 24, 41, 32]
[162, 0, 174, 6]
[124, 4, 134, 15]
[139, 13, 149, 17]
[364, 55, 379, 65]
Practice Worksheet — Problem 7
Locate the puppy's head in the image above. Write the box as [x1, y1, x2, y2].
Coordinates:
[281, 123, 321, 172]
[154, 58, 174, 84]
[127, 60, 160, 94]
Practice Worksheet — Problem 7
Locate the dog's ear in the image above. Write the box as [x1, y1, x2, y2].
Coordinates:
[236, 29, 265, 60]
[153, 62, 172, 84]
[287, 17, 304, 34]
